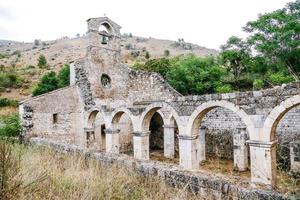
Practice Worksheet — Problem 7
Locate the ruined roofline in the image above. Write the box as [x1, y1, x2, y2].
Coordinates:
[128, 67, 183, 98]
[19, 85, 76, 104]
[86, 17, 122, 30]
[172, 81, 300, 102]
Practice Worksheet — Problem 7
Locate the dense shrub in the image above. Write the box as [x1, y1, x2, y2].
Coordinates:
[164, 49, 170, 57]
[215, 85, 233, 93]
[0, 98, 18, 107]
[32, 71, 58, 96]
[37, 54, 47, 68]
[133, 58, 171, 78]
[34, 39, 41, 46]
[0, 53, 9, 59]
[253, 79, 264, 90]
[57, 64, 70, 87]
[145, 51, 150, 59]
[32, 64, 70, 96]
[0, 113, 22, 138]
[267, 71, 294, 85]
[0, 73, 23, 88]
[11, 50, 21, 58]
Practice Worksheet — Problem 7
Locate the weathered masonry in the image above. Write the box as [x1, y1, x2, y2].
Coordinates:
[20, 17, 300, 188]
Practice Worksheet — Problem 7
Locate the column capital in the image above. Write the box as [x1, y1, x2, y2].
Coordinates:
[104, 128, 120, 134]
[163, 125, 176, 129]
[84, 127, 94, 132]
[178, 134, 198, 140]
[247, 140, 278, 148]
[133, 131, 150, 137]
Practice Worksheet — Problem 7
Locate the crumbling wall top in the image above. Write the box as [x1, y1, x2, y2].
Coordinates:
[87, 17, 121, 37]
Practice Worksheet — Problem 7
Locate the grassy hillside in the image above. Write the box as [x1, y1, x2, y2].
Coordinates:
[0, 36, 217, 101]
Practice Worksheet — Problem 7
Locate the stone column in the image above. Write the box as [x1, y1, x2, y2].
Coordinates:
[247, 140, 277, 187]
[105, 128, 120, 154]
[133, 131, 150, 160]
[233, 128, 248, 171]
[199, 126, 206, 163]
[84, 127, 94, 148]
[290, 141, 300, 172]
[178, 134, 199, 170]
[163, 125, 175, 158]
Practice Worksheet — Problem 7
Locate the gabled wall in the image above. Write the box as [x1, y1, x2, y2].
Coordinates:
[19, 86, 84, 143]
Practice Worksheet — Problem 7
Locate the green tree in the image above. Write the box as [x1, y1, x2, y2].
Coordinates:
[37, 54, 47, 68]
[145, 51, 150, 59]
[133, 58, 171, 78]
[164, 49, 170, 57]
[166, 55, 227, 95]
[220, 36, 250, 79]
[57, 64, 70, 87]
[32, 71, 58, 96]
[244, 0, 300, 80]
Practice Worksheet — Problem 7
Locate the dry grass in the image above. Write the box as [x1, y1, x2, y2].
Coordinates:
[1, 141, 200, 200]
[150, 150, 179, 164]
[0, 106, 18, 116]
[200, 157, 251, 179]
[200, 157, 299, 196]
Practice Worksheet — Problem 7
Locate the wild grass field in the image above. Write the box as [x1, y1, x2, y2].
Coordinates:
[0, 140, 200, 200]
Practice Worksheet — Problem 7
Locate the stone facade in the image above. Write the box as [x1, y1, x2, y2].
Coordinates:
[20, 17, 300, 188]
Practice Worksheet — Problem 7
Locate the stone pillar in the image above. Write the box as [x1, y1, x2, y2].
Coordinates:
[178, 134, 199, 170]
[70, 62, 75, 86]
[163, 125, 175, 158]
[133, 131, 150, 160]
[233, 128, 248, 171]
[199, 126, 206, 163]
[247, 140, 277, 187]
[105, 128, 120, 154]
[290, 141, 300, 172]
[84, 127, 95, 148]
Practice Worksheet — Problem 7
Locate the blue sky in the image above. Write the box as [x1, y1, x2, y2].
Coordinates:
[0, 0, 292, 49]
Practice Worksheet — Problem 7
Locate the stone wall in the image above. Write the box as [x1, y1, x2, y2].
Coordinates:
[171, 82, 300, 116]
[127, 70, 181, 103]
[201, 106, 300, 160]
[29, 138, 293, 200]
[19, 86, 83, 143]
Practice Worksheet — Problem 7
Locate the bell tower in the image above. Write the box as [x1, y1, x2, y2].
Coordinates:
[86, 17, 122, 60]
[82, 17, 126, 100]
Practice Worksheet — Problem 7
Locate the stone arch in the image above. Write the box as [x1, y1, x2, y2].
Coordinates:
[138, 102, 181, 160]
[111, 107, 135, 127]
[87, 110, 100, 128]
[139, 102, 180, 132]
[86, 108, 106, 127]
[99, 21, 113, 34]
[111, 107, 135, 155]
[187, 100, 255, 139]
[85, 108, 107, 150]
[263, 94, 300, 141]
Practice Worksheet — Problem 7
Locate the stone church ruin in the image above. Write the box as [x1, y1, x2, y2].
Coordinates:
[20, 17, 300, 188]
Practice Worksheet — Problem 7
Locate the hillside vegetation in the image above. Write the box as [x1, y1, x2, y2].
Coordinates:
[134, 1, 300, 95]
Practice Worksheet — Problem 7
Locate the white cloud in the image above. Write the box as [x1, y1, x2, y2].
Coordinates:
[0, 0, 292, 49]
